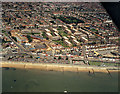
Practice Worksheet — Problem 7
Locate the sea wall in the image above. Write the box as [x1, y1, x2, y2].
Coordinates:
[1, 61, 119, 73]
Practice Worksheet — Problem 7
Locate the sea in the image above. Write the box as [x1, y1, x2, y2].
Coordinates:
[2, 67, 118, 92]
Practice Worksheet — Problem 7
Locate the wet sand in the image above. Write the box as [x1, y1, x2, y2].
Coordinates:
[1, 61, 120, 73]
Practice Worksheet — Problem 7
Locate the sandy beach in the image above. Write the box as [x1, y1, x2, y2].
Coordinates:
[1, 61, 120, 73]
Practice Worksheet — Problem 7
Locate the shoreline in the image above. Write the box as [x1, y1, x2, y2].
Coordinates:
[1, 61, 120, 73]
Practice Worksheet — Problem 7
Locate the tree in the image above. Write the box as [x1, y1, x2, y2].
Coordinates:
[73, 20, 77, 23]
[8, 31, 11, 36]
[30, 55, 33, 58]
[2, 38, 5, 43]
[46, 37, 49, 40]
[79, 53, 81, 56]
[42, 32, 47, 39]
[31, 32, 34, 35]
[66, 56, 68, 60]
[35, 24, 39, 29]
[26, 35, 33, 43]
[58, 56, 61, 60]
[12, 36, 17, 42]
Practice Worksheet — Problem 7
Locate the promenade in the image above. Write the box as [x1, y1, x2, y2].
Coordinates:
[1, 61, 119, 73]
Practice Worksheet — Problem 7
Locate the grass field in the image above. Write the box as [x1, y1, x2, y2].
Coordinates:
[58, 30, 68, 37]
[89, 61, 118, 67]
[53, 40, 69, 47]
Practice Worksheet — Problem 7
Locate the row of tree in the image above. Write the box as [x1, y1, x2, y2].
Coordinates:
[54, 56, 69, 60]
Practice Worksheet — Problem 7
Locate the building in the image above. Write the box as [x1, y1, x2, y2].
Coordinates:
[34, 43, 47, 51]
[80, 37, 88, 43]
[63, 36, 69, 40]
[46, 32, 52, 39]
[11, 31, 28, 43]
[53, 32, 59, 36]
[51, 44, 63, 49]
[72, 40, 80, 45]
[74, 32, 83, 36]
[88, 34, 95, 39]
[67, 24, 73, 29]
[21, 29, 31, 33]
[62, 25, 68, 29]
[71, 28, 78, 33]
[105, 20, 112, 23]
[80, 28, 91, 36]
[109, 36, 119, 40]
[52, 28, 58, 33]
[52, 11, 63, 15]
[45, 29, 51, 33]
[65, 28, 71, 34]
[70, 36, 76, 40]
[52, 36, 61, 40]
[64, 40, 72, 47]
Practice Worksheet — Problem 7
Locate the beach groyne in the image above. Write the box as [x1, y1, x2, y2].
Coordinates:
[1, 61, 119, 73]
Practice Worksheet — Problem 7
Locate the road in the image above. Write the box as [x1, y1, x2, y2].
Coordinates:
[3, 30, 38, 58]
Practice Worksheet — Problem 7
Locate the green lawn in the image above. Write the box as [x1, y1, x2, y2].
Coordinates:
[59, 30, 68, 37]
[1, 30, 8, 36]
[57, 27, 62, 30]
[22, 33, 40, 35]
[54, 30, 73, 47]
[53, 40, 69, 47]
[4, 32, 9, 37]
[2, 30, 6, 33]
[91, 29, 97, 32]
[89, 61, 117, 66]
[42, 32, 47, 39]
[57, 16, 84, 24]
[89, 61, 101, 66]
[103, 62, 118, 66]
[50, 31, 54, 36]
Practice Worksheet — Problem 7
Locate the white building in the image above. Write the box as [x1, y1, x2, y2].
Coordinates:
[80, 37, 88, 43]
[70, 36, 76, 40]
[63, 36, 69, 40]
[71, 28, 78, 33]
[73, 40, 80, 45]
[64, 40, 72, 47]
[45, 29, 51, 33]
[65, 28, 71, 34]
[53, 32, 59, 36]
[46, 32, 52, 39]
[52, 28, 58, 33]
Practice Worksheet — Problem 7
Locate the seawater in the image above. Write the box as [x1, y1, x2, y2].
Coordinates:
[2, 68, 118, 92]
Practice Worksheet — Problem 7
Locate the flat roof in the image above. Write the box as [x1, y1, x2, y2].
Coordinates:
[81, 37, 88, 41]
[54, 32, 59, 36]
[65, 40, 71, 44]
[66, 28, 71, 32]
[72, 28, 77, 31]
[45, 29, 50, 32]
[71, 36, 75, 39]
[73, 40, 79, 44]
[63, 36, 68, 40]
[46, 32, 52, 36]
[53, 28, 58, 31]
